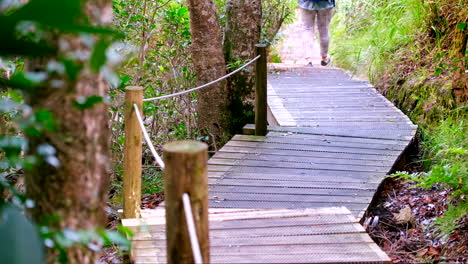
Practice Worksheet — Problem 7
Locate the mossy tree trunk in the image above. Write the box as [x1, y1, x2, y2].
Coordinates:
[24, 0, 113, 263]
[224, 0, 262, 133]
[186, 0, 231, 146]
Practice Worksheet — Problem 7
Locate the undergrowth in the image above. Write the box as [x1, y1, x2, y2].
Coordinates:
[392, 113, 467, 236]
[330, 0, 426, 80]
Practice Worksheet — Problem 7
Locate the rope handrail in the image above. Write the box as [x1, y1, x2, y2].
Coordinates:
[143, 55, 261, 102]
[133, 104, 165, 169]
[182, 193, 203, 264]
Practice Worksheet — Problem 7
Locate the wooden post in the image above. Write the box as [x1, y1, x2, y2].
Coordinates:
[255, 44, 268, 136]
[163, 141, 209, 264]
[123, 86, 143, 219]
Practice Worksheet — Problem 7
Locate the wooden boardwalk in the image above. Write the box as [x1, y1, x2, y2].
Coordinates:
[123, 65, 417, 263]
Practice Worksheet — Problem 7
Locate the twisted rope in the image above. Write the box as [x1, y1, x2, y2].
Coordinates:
[183, 193, 203, 264]
[143, 55, 261, 102]
[133, 104, 165, 169]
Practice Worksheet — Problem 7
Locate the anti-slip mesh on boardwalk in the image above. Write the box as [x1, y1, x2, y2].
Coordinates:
[123, 65, 416, 264]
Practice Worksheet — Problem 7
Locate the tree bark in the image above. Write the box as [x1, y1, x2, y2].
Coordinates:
[451, 18, 467, 104]
[224, 0, 262, 132]
[186, 0, 230, 145]
[24, 1, 113, 263]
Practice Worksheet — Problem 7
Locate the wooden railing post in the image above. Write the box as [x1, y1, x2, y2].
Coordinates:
[255, 44, 268, 136]
[163, 141, 209, 264]
[123, 86, 143, 219]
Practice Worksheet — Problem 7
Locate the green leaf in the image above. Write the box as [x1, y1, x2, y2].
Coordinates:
[0, 17, 55, 57]
[0, 136, 26, 158]
[73, 95, 103, 110]
[62, 59, 83, 81]
[457, 23, 467, 30]
[35, 109, 53, 123]
[103, 230, 130, 250]
[7, 90, 23, 102]
[0, 205, 45, 264]
[90, 38, 111, 73]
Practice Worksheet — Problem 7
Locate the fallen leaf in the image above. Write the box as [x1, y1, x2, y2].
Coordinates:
[417, 248, 428, 258]
[427, 246, 440, 257]
[393, 206, 415, 224]
[423, 195, 432, 203]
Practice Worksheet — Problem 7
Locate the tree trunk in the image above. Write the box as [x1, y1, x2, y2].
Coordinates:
[186, 0, 230, 145]
[224, 0, 262, 133]
[24, 1, 113, 263]
[451, 17, 467, 104]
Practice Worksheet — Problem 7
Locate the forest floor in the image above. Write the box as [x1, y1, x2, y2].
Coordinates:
[366, 159, 467, 264]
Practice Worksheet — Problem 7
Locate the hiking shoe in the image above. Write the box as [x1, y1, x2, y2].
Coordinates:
[321, 57, 331, 66]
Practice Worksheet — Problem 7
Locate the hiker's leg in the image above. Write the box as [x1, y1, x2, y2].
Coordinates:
[301, 8, 317, 61]
[317, 8, 334, 58]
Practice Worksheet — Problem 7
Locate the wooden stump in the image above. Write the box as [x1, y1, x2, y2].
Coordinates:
[163, 140, 209, 264]
[255, 44, 268, 136]
[123, 86, 143, 219]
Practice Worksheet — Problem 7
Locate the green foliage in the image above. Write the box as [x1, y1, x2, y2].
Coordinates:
[0, 204, 44, 264]
[421, 115, 467, 169]
[142, 170, 163, 194]
[432, 200, 468, 236]
[261, 0, 297, 45]
[391, 114, 467, 236]
[110, 0, 197, 199]
[330, 0, 426, 79]
[40, 225, 132, 264]
[1, 1, 130, 262]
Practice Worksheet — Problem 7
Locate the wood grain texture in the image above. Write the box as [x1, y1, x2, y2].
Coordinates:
[123, 86, 143, 219]
[162, 141, 209, 264]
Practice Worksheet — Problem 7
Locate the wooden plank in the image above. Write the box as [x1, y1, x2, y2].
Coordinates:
[225, 141, 402, 156]
[129, 214, 358, 232]
[287, 122, 416, 128]
[123, 208, 355, 226]
[208, 165, 384, 179]
[272, 116, 410, 122]
[208, 192, 372, 204]
[133, 243, 384, 256]
[265, 126, 417, 140]
[132, 223, 366, 241]
[208, 178, 379, 190]
[133, 232, 375, 245]
[266, 131, 410, 146]
[232, 135, 408, 151]
[219, 145, 399, 161]
[212, 152, 394, 167]
[208, 165, 386, 181]
[208, 158, 388, 173]
[208, 171, 383, 184]
[209, 185, 375, 197]
[208, 200, 368, 211]
[209, 252, 389, 264]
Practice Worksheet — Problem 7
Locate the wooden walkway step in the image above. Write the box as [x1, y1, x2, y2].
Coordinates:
[123, 207, 391, 264]
[123, 65, 416, 263]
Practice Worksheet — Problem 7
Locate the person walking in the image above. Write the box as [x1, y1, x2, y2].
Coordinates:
[299, 0, 335, 66]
